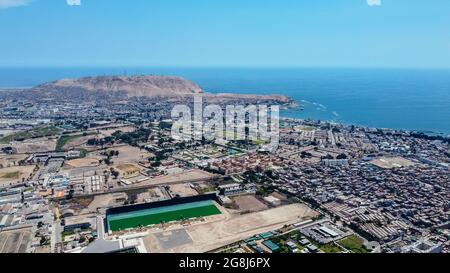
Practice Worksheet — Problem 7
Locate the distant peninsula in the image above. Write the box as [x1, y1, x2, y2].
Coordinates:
[2, 75, 294, 106]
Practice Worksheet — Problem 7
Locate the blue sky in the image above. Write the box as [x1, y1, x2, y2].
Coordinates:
[0, 0, 449, 68]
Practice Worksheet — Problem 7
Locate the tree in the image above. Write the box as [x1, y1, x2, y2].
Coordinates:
[40, 237, 47, 246]
[104, 158, 113, 166]
[111, 169, 120, 179]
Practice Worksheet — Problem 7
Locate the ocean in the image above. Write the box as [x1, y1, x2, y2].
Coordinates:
[1, 67, 449, 135]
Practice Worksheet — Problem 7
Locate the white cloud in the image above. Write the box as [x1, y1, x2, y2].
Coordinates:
[367, 0, 382, 6]
[0, 0, 33, 9]
[67, 0, 80, 6]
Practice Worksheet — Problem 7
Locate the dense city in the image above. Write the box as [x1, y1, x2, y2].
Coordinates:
[0, 93, 448, 254]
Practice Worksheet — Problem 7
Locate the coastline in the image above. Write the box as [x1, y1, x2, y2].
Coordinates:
[281, 115, 450, 139]
[1, 67, 450, 136]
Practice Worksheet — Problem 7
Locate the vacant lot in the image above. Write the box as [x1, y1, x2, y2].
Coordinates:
[0, 227, 32, 253]
[144, 203, 319, 253]
[168, 184, 199, 197]
[98, 126, 135, 138]
[108, 200, 222, 232]
[89, 145, 152, 165]
[370, 157, 415, 169]
[139, 169, 215, 187]
[110, 145, 153, 164]
[0, 154, 28, 168]
[9, 137, 57, 153]
[233, 195, 268, 212]
[56, 134, 94, 151]
[0, 126, 61, 144]
[116, 164, 140, 174]
[337, 235, 369, 253]
[87, 193, 127, 212]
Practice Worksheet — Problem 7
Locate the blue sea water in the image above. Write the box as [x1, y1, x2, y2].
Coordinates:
[0, 67, 449, 135]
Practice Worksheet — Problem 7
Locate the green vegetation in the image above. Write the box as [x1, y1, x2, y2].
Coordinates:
[338, 235, 369, 253]
[108, 202, 221, 232]
[0, 126, 62, 143]
[197, 186, 216, 194]
[79, 149, 89, 158]
[56, 135, 78, 151]
[320, 243, 342, 253]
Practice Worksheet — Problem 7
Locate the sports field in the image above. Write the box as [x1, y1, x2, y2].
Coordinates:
[107, 200, 221, 231]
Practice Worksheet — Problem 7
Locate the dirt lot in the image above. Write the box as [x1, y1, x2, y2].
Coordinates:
[370, 157, 415, 169]
[0, 165, 35, 186]
[66, 158, 100, 168]
[0, 227, 32, 253]
[143, 203, 319, 253]
[167, 183, 199, 197]
[108, 145, 153, 164]
[9, 137, 57, 153]
[0, 154, 28, 168]
[233, 195, 268, 212]
[87, 193, 127, 212]
[139, 169, 216, 187]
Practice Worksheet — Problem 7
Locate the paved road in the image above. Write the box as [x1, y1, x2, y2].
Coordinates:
[51, 219, 62, 253]
[97, 216, 105, 239]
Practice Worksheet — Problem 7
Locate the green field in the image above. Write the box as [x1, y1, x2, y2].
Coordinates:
[107, 200, 221, 231]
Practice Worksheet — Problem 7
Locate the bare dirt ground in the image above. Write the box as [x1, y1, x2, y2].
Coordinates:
[65, 158, 100, 168]
[143, 203, 319, 253]
[98, 126, 135, 138]
[370, 157, 415, 169]
[87, 193, 127, 212]
[0, 165, 35, 186]
[138, 169, 215, 187]
[113, 145, 152, 163]
[0, 227, 32, 253]
[62, 135, 92, 150]
[63, 145, 150, 177]
[97, 145, 153, 165]
[10, 138, 57, 153]
[233, 195, 268, 212]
